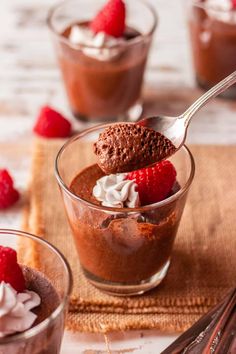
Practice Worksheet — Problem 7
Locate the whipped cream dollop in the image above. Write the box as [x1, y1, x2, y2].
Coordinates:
[69, 25, 125, 61]
[0, 282, 41, 337]
[93, 174, 140, 208]
[205, 0, 236, 24]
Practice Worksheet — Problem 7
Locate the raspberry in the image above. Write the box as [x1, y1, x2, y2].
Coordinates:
[33, 106, 71, 138]
[127, 161, 177, 206]
[0, 169, 20, 209]
[0, 246, 26, 292]
[232, 0, 236, 9]
[90, 0, 126, 38]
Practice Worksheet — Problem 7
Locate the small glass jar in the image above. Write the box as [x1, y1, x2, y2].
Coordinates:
[188, 0, 236, 98]
[47, 0, 157, 122]
[0, 229, 72, 354]
[55, 124, 195, 296]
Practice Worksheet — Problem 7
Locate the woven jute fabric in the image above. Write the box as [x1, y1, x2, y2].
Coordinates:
[21, 138, 236, 333]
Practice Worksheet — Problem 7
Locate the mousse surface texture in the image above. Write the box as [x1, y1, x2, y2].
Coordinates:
[94, 123, 176, 174]
[22, 266, 60, 326]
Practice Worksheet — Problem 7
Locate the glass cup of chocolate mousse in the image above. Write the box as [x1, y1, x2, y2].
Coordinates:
[0, 229, 72, 354]
[188, 0, 236, 98]
[47, 0, 157, 122]
[55, 123, 195, 296]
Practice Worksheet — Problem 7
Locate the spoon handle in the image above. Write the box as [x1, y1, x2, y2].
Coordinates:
[181, 70, 236, 126]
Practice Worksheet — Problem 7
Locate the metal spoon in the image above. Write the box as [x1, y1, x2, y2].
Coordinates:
[138, 70, 236, 150]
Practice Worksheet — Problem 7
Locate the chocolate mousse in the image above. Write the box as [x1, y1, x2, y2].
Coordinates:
[0, 263, 62, 353]
[22, 266, 60, 327]
[189, 0, 236, 97]
[58, 22, 148, 120]
[69, 164, 182, 284]
[47, 0, 157, 121]
[94, 123, 176, 174]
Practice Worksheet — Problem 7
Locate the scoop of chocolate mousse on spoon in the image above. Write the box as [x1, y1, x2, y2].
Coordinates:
[94, 70, 236, 174]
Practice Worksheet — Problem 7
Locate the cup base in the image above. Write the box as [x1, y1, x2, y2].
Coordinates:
[82, 260, 170, 296]
[72, 101, 143, 123]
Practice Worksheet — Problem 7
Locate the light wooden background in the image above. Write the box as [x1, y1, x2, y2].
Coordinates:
[0, 0, 236, 352]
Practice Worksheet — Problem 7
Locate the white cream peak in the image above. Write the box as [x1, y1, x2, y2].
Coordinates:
[93, 174, 140, 208]
[69, 25, 125, 61]
[205, 0, 236, 24]
[0, 282, 41, 337]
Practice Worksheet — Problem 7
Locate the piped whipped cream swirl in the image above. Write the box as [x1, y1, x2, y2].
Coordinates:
[205, 0, 236, 24]
[69, 25, 125, 61]
[0, 282, 41, 337]
[93, 174, 140, 208]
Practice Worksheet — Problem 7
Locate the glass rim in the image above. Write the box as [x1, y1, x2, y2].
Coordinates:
[0, 229, 73, 345]
[190, 0, 234, 12]
[55, 123, 195, 213]
[46, 0, 158, 50]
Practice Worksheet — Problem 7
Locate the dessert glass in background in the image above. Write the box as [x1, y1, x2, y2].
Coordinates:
[188, 0, 236, 98]
[0, 229, 72, 354]
[47, 0, 157, 122]
[55, 124, 195, 296]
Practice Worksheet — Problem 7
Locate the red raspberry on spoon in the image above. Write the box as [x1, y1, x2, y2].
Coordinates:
[0, 169, 19, 209]
[90, 0, 126, 38]
[127, 161, 177, 206]
[0, 246, 26, 292]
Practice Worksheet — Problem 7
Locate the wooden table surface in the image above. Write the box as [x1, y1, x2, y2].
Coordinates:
[1, 0, 236, 352]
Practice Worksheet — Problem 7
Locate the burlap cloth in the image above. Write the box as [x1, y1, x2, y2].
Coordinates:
[21, 138, 236, 333]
